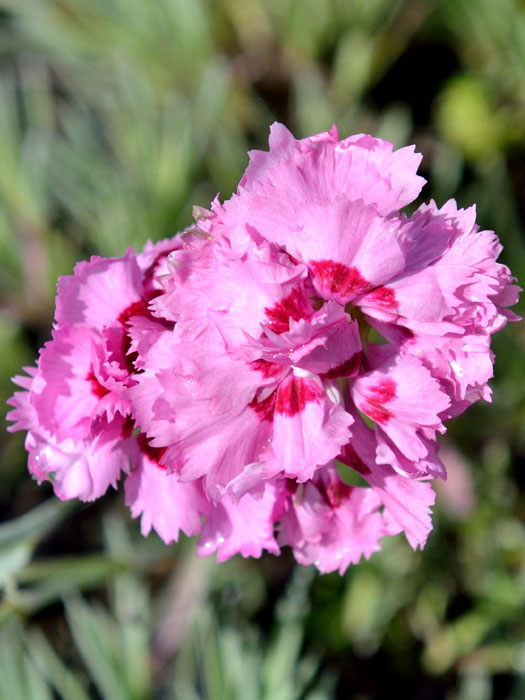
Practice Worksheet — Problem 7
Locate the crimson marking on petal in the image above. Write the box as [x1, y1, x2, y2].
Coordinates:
[249, 391, 276, 422]
[363, 376, 396, 425]
[118, 299, 149, 327]
[117, 299, 172, 376]
[86, 366, 110, 399]
[121, 415, 135, 437]
[137, 432, 167, 469]
[275, 377, 323, 417]
[398, 327, 414, 340]
[319, 480, 353, 509]
[367, 286, 398, 309]
[250, 359, 285, 379]
[320, 351, 362, 379]
[118, 298, 174, 331]
[343, 444, 371, 475]
[148, 289, 164, 301]
[366, 403, 392, 424]
[264, 287, 312, 334]
[309, 260, 372, 301]
[285, 478, 298, 494]
[368, 377, 396, 403]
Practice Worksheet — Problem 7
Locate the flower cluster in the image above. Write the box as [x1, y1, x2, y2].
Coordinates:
[7, 124, 520, 573]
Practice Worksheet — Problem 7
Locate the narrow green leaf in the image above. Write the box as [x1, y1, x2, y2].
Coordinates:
[22, 654, 54, 700]
[103, 514, 151, 698]
[65, 596, 129, 700]
[0, 628, 27, 699]
[27, 628, 91, 700]
[0, 540, 32, 586]
[0, 499, 76, 548]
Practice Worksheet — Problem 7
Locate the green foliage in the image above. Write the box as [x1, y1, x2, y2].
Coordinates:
[0, 0, 524, 697]
[0, 508, 333, 699]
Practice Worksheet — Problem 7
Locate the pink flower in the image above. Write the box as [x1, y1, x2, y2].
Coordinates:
[277, 465, 386, 574]
[8, 123, 520, 573]
[8, 367, 131, 501]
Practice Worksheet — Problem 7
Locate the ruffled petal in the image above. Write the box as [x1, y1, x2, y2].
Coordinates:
[197, 484, 280, 561]
[351, 355, 450, 462]
[55, 249, 144, 330]
[270, 374, 352, 481]
[125, 446, 208, 544]
[278, 465, 385, 574]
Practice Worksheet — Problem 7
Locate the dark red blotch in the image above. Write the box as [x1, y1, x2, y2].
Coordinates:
[319, 479, 353, 509]
[121, 418, 167, 469]
[86, 366, 110, 399]
[310, 260, 372, 300]
[364, 376, 396, 425]
[264, 287, 312, 334]
[250, 359, 285, 379]
[342, 444, 371, 476]
[118, 299, 149, 327]
[118, 299, 174, 376]
[137, 432, 167, 468]
[366, 286, 398, 309]
[249, 391, 277, 422]
[275, 376, 322, 417]
[320, 351, 362, 379]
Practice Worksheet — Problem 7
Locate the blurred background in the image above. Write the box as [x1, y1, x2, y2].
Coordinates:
[0, 1, 524, 698]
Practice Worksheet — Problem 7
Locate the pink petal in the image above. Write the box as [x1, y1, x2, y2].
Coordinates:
[55, 249, 144, 329]
[351, 355, 450, 462]
[125, 447, 208, 544]
[26, 417, 130, 502]
[6, 367, 38, 432]
[278, 465, 385, 574]
[238, 123, 425, 215]
[250, 301, 362, 378]
[197, 485, 280, 561]
[340, 415, 436, 550]
[271, 374, 353, 481]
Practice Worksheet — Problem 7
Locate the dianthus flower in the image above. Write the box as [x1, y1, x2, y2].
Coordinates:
[7, 123, 520, 574]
